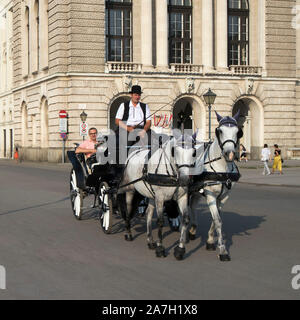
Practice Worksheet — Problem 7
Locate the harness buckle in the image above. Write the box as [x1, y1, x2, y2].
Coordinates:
[225, 179, 232, 190]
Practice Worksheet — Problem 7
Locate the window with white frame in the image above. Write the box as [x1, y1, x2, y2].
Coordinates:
[168, 0, 192, 64]
[105, 0, 132, 62]
[228, 0, 249, 66]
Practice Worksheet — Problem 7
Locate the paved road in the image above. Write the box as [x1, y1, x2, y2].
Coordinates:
[0, 162, 299, 300]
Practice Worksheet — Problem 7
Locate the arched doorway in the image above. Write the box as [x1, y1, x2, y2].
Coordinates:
[172, 96, 206, 139]
[109, 96, 130, 131]
[232, 96, 264, 159]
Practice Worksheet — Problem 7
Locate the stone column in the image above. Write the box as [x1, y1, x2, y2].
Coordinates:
[216, 0, 228, 71]
[141, 0, 153, 70]
[202, 0, 214, 71]
[156, 0, 168, 70]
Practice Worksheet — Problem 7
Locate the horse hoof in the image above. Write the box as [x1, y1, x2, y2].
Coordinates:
[148, 242, 157, 250]
[206, 242, 216, 251]
[174, 246, 185, 261]
[155, 246, 166, 258]
[219, 254, 231, 262]
[189, 233, 196, 241]
[124, 234, 133, 242]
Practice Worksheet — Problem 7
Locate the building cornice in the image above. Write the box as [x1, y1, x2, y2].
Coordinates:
[11, 72, 299, 94]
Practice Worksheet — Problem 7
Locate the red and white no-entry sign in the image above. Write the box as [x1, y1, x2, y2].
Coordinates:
[59, 110, 68, 118]
[59, 110, 68, 133]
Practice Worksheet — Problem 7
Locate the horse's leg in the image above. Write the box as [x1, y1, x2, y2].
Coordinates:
[206, 221, 216, 251]
[146, 199, 156, 249]
[188, 194, 198, 241]
[206, 194, 230, 261]
[124, 191, 135, 241]
[155, 198, 166, 258]
[206, 189, 230, 251]
[174, 195, 189, 260]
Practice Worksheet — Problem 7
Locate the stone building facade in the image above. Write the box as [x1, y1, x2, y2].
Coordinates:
[0, 0, 299, 161]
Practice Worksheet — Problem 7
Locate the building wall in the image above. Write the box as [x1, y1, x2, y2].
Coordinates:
[0, 0, 14, 159]
[7, 0, 300, 162]
[265, 0, 297, 78]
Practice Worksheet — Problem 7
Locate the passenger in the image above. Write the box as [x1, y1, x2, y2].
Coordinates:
[75, 127, 98, 168]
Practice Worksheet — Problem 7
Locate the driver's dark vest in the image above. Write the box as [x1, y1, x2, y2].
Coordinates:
[122, 101, 147, 127]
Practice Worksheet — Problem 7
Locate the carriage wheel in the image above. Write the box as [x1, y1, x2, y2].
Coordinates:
[98, 181, 115, 234]
[70, 169, 83, 220]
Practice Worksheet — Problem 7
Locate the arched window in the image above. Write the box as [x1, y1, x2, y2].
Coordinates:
[168, 0, 192, 64]
[34, 0, 40, 71]
[228, 0, 249, 66]
[40, 97, 49, 148]
[25, 6, 30, 74]
[105, 0, 132, 62]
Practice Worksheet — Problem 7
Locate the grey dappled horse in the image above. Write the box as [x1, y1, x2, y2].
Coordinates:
[118, 135, 196, 260]
[189, 112, 243, 261]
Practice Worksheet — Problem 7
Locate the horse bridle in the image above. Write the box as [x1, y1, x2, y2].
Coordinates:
[215, 125, 243, 152]
[172, 139, 196, 170]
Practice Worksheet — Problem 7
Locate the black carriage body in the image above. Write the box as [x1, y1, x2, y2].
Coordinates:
[67, 151, 121, 189]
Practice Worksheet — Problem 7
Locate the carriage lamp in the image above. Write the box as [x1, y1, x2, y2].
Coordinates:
[203, 88, 217, 141]
[80, 111, 88, 123]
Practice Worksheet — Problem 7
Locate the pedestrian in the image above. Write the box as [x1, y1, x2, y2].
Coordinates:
[261, 144, 271, 175]
[239, 144, 248, 162]
[14, 147, 20, 163]
[272, 144, 283, 175]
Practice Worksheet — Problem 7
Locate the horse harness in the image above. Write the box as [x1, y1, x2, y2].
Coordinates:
[116, 140, 194, 198]
[190, 126, 242, 196]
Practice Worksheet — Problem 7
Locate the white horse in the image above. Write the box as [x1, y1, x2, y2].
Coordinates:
[189, 112, 243, 261]
[118, 134, 196, 260]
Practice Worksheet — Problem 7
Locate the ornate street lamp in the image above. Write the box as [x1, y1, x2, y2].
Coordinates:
[203, 88, 217, 141]
[80, 111, 88, 123]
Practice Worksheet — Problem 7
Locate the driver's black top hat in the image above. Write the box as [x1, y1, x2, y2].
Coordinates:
[129, 85, 143, 95]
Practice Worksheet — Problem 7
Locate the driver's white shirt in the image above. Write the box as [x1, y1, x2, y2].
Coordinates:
[116, 100, 151, 127]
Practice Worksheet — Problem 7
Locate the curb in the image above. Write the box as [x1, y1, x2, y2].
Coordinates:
[238, 181, 300, 189]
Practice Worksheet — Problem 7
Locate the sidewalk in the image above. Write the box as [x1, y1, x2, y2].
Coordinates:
[238, 160, 300, 188]
[1, 159, 300, 187]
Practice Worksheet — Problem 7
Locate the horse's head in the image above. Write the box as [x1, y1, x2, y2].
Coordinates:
[172, 135, 196, 186]
[215, 111, 243, 162]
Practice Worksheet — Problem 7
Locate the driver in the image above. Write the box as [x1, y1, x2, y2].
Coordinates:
[115, 85, 151, 147]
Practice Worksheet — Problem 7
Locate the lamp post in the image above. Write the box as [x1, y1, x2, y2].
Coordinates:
[203, 88, 217, 141]
[80, 111, 88, 141]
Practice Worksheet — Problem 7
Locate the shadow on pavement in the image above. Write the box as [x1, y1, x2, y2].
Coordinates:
[0, 197, 69, 216]
[185, 207, 266, 259]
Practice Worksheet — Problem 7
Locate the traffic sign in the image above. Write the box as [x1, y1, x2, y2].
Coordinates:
[59, 110, 68, 118]
[59, 118, 68, 133]
[60, 132, 67, 140]
[80, 122, 88, 136]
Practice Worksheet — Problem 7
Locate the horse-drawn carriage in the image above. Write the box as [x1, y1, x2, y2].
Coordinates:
[67, 138, 180, 235]
[67, 111, 242, 261]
